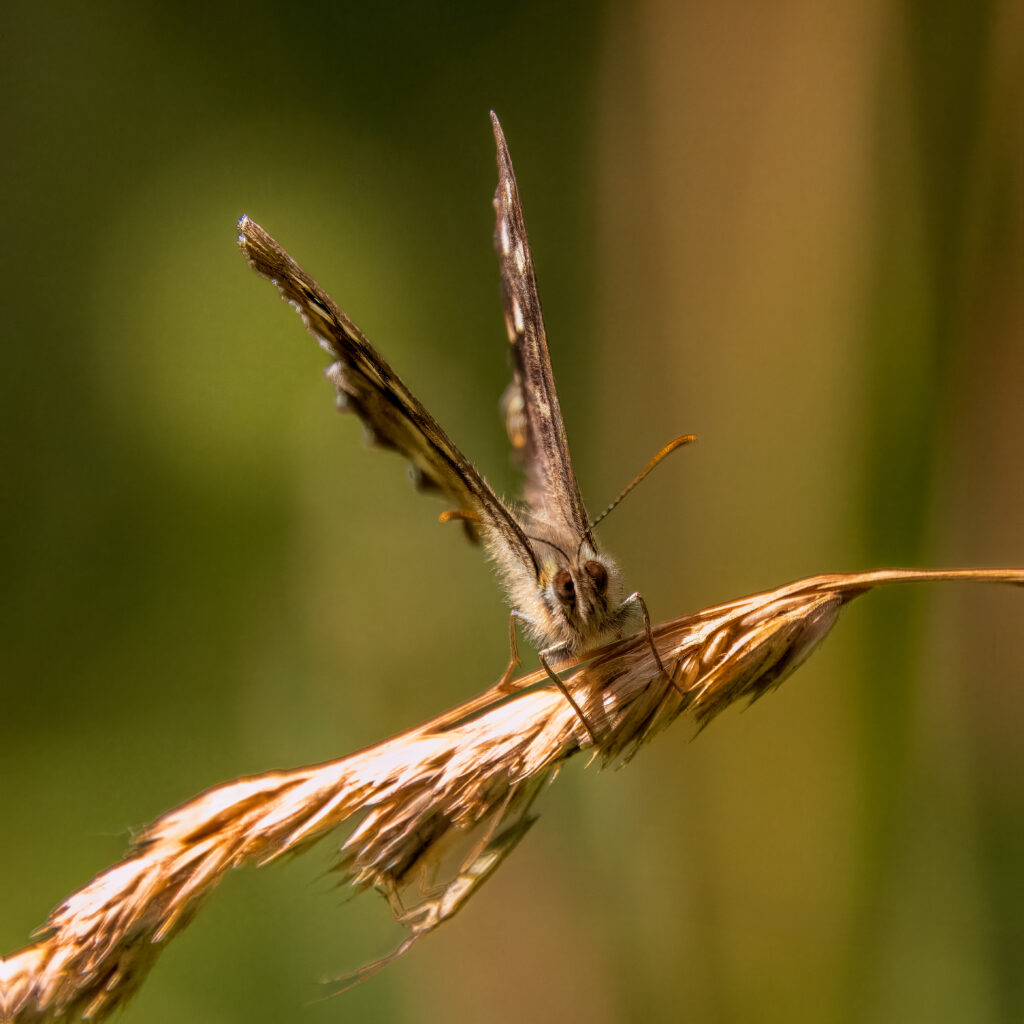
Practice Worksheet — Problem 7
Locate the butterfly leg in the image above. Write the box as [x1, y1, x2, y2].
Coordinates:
[504, 613, 600, 743]
[496, 612, 524, 692]
[620, 592, 685, 697]
[537, 648, 600, 747]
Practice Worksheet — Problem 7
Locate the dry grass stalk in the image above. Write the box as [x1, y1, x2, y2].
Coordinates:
[1, 567, 1020, 1022]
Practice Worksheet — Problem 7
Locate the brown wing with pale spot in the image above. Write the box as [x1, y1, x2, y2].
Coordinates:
[238, 216, 538, 577]
[491, 113, 591, 542]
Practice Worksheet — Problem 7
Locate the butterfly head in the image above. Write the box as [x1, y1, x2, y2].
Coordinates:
[525, 541, 631, 656]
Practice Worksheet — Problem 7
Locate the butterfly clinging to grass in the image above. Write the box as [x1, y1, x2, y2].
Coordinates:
[238, 113, 691, 740]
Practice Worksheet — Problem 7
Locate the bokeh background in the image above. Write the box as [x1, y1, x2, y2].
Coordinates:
[2, 2, 1022, 1021]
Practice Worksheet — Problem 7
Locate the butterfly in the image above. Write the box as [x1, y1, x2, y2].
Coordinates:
[238, 113, 691, 740]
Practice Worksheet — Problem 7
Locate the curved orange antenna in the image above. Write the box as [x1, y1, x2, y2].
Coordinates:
[580, 434, 697, 553]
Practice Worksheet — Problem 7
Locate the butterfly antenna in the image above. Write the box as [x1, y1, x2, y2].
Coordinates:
[579, 434, 696, 557]
[525, 535, 572, 562]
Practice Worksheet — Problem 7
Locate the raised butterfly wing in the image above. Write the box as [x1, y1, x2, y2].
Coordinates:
[238, 215, 539, 579]
[491, 113, 592, 545]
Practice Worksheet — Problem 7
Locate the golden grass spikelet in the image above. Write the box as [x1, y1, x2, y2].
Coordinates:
[1, 568, 1020, 1022]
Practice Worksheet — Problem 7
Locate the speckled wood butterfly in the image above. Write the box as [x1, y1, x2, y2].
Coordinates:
[238, 114, 690, 735]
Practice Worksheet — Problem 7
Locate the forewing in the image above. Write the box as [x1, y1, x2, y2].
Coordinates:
[491, 113, 591, 541]
[238, 215, 538, 577]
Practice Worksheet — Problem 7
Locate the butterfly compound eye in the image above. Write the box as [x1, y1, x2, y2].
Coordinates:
[584, 560, 608, 594]
[553, 569, 575, 604]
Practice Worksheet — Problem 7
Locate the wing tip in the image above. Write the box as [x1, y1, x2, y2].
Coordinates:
[490, 111, 513, 181]
[236, 214, 268, 260]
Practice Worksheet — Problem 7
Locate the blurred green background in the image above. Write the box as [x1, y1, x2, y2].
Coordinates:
[2, 1, 1022, 1021]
